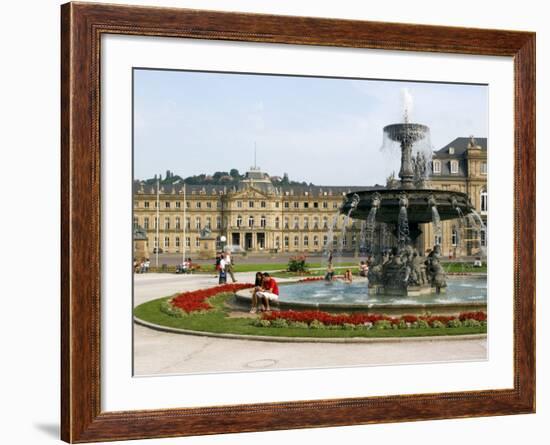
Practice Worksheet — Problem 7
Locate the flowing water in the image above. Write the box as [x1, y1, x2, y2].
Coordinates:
[397, 206, 410, 247]
[431, 205, 442, 244]
[365, 206, 378, 254]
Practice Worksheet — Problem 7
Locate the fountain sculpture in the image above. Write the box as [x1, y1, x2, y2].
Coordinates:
[340, 108, 477, 296]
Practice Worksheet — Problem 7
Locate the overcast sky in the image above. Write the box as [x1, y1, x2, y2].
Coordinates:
[134, 69, 487, 186]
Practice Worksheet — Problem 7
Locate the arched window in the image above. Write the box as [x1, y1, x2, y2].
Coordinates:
[323, 216, 328, 229]
[275, 217, 280, 229]
[164, 236, 170, 248]
[175, 237, 180, 247]
[275, 237, 280, 248]
[304, 235, 309, 247]
[206, 217, 212, 229]
[294, 236, 299, 247]
[304, 217, 309, 229]
[143, 217, 149, 230]
[248, 216, 254, 228]
[236, 215, 242, 227]
[294, 217, 299, 229]
[323, 235, 328, 246]
[260, 216, 267, 228]
[164, 217, 170, 230]
[480, 188, 488, 213]
[195, 217, 201, 229]
[314, 217, 319, 229]
[175, 217, 181, 230]
[433, 160, 441, 174]
[313, 236, 319, 247]
[284, 236, 289, 248]
[284, 217, 289, 229]
[450, 160, 459, 174]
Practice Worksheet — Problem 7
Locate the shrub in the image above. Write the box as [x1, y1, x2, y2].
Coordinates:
[288, 255, 308, 273]
[252, 318, 272, 328]
[462, 319, 481, 328]
[416, 320, 430, 329]
[431, 320, 445, 329]
[289, 321, 309, 329]
[271, 318, 289, 328]
[447, 319, 463, 328]
[342, 323, 356, 330]
[375, 320, 392, 330]
[309, 319, 325, 329]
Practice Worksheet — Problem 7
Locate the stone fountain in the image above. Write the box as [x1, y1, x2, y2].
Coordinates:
[340, 120, 476, 297]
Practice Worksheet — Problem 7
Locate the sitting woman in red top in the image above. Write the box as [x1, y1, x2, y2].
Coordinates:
[256, 272, 279, 312]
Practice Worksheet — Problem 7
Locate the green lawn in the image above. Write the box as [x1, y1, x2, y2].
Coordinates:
[443, 262, 487, 273]
[134, 293, 487, 339]
[193, 261, 358, 274]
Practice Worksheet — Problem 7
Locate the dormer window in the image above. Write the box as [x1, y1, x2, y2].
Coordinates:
[433, 160, 441, 174]
[449, 147, 455, 155]
[450, 160, 459, 174]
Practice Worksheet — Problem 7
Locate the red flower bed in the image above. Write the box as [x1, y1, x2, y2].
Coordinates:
[262, 310, 487, 327]
[171, 283, 254, 313]
[458, 311, 487, 322]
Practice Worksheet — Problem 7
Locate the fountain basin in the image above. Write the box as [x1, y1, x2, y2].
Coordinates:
[341, 189, 473, 224]
[235, 276, 486, 316]
[384, 123, 430, 145]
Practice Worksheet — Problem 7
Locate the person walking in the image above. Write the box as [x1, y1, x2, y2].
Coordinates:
[224, 251, 237, 282]
[218, 255, 227, 284]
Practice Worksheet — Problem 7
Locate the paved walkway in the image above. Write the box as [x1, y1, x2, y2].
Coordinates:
[133, 273, 487, 375]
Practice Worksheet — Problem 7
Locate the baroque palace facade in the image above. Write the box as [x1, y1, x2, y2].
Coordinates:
[133, 136, 487, 259]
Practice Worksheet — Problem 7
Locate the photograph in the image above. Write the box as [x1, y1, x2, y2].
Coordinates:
[131, 69, 489, 376]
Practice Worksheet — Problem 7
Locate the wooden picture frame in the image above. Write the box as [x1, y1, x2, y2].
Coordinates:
[61, 2, 535, 442]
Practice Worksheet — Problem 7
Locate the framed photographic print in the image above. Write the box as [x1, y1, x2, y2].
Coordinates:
[61, 2, 535, 442]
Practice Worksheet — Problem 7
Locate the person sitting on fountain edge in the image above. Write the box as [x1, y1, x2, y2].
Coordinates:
[257, 273, 279, 312]
[249, 272, 264, 314]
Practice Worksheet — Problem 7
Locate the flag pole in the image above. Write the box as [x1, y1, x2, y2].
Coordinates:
[182, 182, 187, 265]
[155, 176, 160, 268]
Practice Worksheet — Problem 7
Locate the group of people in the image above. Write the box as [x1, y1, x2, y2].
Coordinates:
[133, 258, 150, 274]
[176, 257, 193, 274]
[250, 272, 279, 313]
[323, 259, 369, 283]
[215, 251, 237, 284]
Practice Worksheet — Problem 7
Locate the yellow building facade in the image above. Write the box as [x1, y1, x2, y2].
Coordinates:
[133, 137, 486, 259]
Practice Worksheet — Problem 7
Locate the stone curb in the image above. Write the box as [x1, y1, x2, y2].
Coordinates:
[134, 316, 487, 344]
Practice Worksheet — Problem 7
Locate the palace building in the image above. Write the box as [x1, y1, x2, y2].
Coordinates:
[133, 136, 487, 259]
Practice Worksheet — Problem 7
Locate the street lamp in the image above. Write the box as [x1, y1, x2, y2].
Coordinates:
[220, 235, 227, 253]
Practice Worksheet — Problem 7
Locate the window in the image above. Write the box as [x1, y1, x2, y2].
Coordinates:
[304, 202, 309, 208]
[237, 201, 242, 208]
[342, 236, 347, 247]
[481, 228, 487, 247]
[323, 235, 328, 246]
[249, 201, 254, 208]
[313, 217, 319, 229]
[352, 235, 357, 246]
[206, 217, 211, 229]
[216, 216, 221, 229]
[186, 217, 191, 229]
[248, 216, 254, 228]
[216, 201, 222, 208]
[433, 160, 441, 174]
[449, 147, 455, 154]
[260, 216, 267, 228]
[451, 228, 458, 246]
[154, 217, 158, 229]
[154, 237, 158, 248]
[481, 162, 487, 175]
[164, 218, 170, 230]
[275, 202, 280, 208]
[313, 236, 319, 247]
[165, 201, 170, 208]
[195, 238, 200, 248]
[195, 217, 201, 229]
[260, 201, 266, 208]
[144, 201, 150, 208]
[275, 237, 280, 248]
[450, 160, 459, 174]
[175, 217, 181, 230]
[304, 236, 309, 247]
[323, 217, 328, 229]
[143, 217, 149, 230]
[154, 201, 158, 208]
[294, 217, 299, 229]
[133, 217, 138, 229]
[186, 201, 190, 208]
[323, 201, 328, 209]
[236, 215, 242, 228]
[293, 202, 299, 209]
[284, 236, 289, 248]
[275, 217, 280, 229]
[206, 201, 212, 208]
[480, 189, 488, 213]
[175, 237, 180, 247]
[196, 202, 201, 209]
[284, 202, 290, 208]
[304, 217, 309, 229]
[164, 236, 170, 248]
[313, 202, 319, 208]
[284, 217, 289, 229]
[333, 202, 339, 209]
[294, 236, 299, 247]
[434, 235, 442, 245]
[185, 237, 191, 248]
[175, 201, 181, 208]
